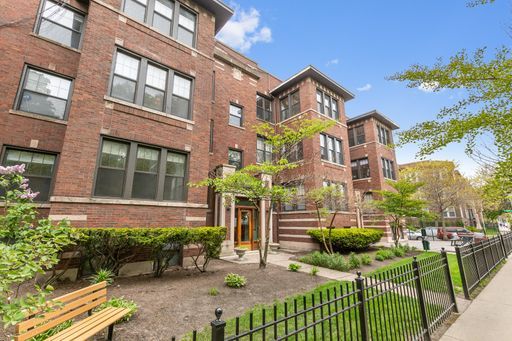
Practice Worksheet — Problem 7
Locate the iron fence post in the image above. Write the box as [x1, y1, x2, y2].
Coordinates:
[441, 248, 458, 313]
[211, 308, 226, 341]
[412, 257, 431, 341]
[355, 272, 369, 341]
[470, 244, 480, 281]
[455, 247, 471, 300]
[499, 234, 507, 259]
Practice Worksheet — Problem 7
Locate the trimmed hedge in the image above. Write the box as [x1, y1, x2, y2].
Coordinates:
[78, 227, 226, 277]
[307, 228, 383, 251]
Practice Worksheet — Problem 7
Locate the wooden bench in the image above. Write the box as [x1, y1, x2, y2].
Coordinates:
[15, 281, 130, 341]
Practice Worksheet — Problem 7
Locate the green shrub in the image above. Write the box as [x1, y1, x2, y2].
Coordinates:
[224, 273, 247, 288]
[299, 251, 349, 272]
[209, 287, 219, 296]
[375, 254, 385, 261]
[29, 320, 73, 341]
[467, 226, 478, 232]
[348, 252, 361, 269]
[376, 249, 395, 260]
[307, 228, 383, 252]
[94, 297, 138, 323]
[77, 227, 227, 276]
[88, 268, 115, 285]
[360, 254, 372, 265]
[310, 266, 319, 276]
[391, 247, 405, 257]
[288, 263, 301, 272]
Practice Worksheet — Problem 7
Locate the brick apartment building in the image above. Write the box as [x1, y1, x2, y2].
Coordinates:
[0, 0, 399, 253]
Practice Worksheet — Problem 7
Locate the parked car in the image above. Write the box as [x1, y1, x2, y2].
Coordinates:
[422, 227, 438, 240]
[406, 229, 423, 240]
[437, 227, 484, 240]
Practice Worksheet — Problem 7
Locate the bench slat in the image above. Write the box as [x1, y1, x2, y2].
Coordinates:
[17, 288, 107, 332]
[49, 307, 130, 341]
[14, 296, 107, 341]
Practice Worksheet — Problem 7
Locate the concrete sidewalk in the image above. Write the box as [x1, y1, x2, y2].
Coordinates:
[222, 250, 358, 281]
[441, 260, 512, 341]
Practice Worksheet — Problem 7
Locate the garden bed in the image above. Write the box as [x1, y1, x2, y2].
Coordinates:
[1, 260, 330, 341]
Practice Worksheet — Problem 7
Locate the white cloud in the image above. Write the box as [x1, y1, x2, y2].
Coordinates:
[217, 5, 272, 53]
[356, 83, 372, 92]
[418, 81, 440, 93]
[326, 58, 339, 66]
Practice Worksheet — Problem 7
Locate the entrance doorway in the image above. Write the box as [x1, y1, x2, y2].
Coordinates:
[234, 208, 257, 250]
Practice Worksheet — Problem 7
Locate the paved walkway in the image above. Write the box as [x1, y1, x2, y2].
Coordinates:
[221, 250, 358, 281]
[441, 259, 512, 341]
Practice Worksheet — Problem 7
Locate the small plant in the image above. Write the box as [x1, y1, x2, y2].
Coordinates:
[95, 297, 138, 323]
[348, 252, 361, 269]
[288, 263, 301, 272]
[360, 254, 372, 265]
[299, 251, 349, 272]
[310, 266, 319, 276]
[224, 273, 247, 288]
[376, 249, 395, 260]
[209, 287, 219, 296]
[391, 247, 405, 257]
[30, 320, 73, 341]
[88, 268, 115, 285]
[375, 254, 385, 261]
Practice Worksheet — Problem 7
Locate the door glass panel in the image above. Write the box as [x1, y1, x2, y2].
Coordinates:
[240, 211, 250, 242]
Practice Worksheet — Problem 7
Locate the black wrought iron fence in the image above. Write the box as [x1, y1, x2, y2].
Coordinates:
[180, 250, 457, 341]
[455, 231, 512, 299]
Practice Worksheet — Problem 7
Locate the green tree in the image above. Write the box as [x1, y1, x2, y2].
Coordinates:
[193, 118, 334, 268]
[390, 1, 512, 195]
[0, 164, 81, 328]
[373, 179, 431, 247]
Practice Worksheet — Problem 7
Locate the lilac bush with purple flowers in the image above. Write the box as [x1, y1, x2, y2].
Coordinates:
[0, 164, 81, 329]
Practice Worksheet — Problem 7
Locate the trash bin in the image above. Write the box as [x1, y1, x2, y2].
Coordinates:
[422, 238, 430, 251]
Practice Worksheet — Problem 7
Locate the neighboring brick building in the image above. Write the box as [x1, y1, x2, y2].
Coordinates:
[0, 0, 400, 251]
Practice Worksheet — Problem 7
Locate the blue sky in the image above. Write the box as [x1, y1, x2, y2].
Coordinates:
[216, 0, 510, 177]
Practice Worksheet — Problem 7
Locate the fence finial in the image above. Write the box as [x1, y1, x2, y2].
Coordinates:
[357, 271, 362, 278]
[215, 307, 223, 321]
[441, 247, 445, 252]
[413, 256, 417, 261]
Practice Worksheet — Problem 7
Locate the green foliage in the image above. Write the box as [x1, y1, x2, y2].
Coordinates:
[360, 254, 372, 266]
[0, 165, 81, 328]
[208, 287, 219, 296]
[288, 263, 301, 272]
[94, 297, 138, 323]
[299, 251, 349, 272]
[392, 247, 406, 257]
[310, 266, 319, 276]
[373, 179, 431, 247]
[376, 249, 396, 261]
[348, 252, 361, 269]
[224, 273, 247, 288]
[29, 320, 73, 341]
[78, 227, 226, 276]
[88, 269, 115, 285]
[307, 228, 383, 251]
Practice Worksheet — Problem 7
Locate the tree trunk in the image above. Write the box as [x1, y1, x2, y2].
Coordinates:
[259, 202, 272, 269]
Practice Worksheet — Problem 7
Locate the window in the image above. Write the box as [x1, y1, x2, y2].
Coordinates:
[256, 137, 272, 163]
[94, 138, 188, 201]
[228, 149, 242, 170]
[110, 49, 193, 119]
[17, 67, 72, 120]
[280, 91, 300, 121]
[443, 207, 457, 218]
[320, 134, 344, 165]
[282, 182, 305, 211]
[323, 180, 348, 211]
[316, 89, 339, 120]
[36, 0, 85, 49]
[377, 124, 392, 145]
[364, 192, 373, 202]
[382, 157, 396, 180]
[177, 6, 196, 46]
[351, 158, 370, 180]
[2, 148, 56, 202]
[256, 95, 273, 122]
[282, 142, 303, 163]
[348, 125, 366, 147]
[229, 104, 243, 127]
[122, 0, 197, 48]
[209, 119, 214, 153]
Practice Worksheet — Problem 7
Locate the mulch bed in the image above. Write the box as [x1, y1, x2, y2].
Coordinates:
[2, 260, 330, 340]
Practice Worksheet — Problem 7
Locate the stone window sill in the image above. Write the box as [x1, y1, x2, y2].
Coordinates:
[9, 110, 68, 125]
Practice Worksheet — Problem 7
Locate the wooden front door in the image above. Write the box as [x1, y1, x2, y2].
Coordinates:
[235, 208, 254, 249]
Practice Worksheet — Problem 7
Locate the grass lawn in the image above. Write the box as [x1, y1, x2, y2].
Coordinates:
[366, 251, 463, 294]
[185, 280, 429, 340]
[485, 227, 499, 236]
